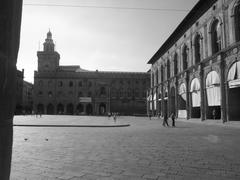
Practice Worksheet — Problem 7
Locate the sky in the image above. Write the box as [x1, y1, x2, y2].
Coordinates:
[17, 0, 199, 83]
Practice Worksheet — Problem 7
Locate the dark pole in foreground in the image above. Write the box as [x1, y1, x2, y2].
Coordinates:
[0, 0, 22, 179]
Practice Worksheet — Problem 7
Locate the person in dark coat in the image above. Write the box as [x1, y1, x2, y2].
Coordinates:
[171, 112, 176, 127]
[163, 112, 169, 127]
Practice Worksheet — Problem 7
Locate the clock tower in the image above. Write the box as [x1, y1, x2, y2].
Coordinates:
[37, 30, 60, 72]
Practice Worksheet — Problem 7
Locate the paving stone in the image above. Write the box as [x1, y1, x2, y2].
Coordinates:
[10, 115, 240, 179]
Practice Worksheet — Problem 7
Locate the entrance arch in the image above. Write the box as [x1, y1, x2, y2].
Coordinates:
[190, 78, 201, 118]
[227, 61, 240, 120]
[206, 71, 221, 119]
[99, 103, 106, 115]
[86, 104, 93, 115]
[178, 83, 187, 118]
[66, 103, 74, 115]
[76, 103, 84, 114]
[57, 103, 64, 114]
[37, 104, 44, 114]
[47, 103, 54, 114]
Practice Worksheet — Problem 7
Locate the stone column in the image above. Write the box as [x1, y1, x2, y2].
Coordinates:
[0, 1, 22, 179]
[220, 57, 227, 123]
[200, 64, 206, 121]
[175, 77, 178, 118]
[185, 72, 190, 119]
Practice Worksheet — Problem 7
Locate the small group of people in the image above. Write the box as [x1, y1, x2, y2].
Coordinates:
[108, 112, 118, 123]
[163, 112, 175, 127]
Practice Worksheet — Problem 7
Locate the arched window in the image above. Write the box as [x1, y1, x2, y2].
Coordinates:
[174, 53, 178, 75]
[78, 91, 82, 97]
[48, 80, 52, 87]
[194, 34, 201, 64]
[135, 89, 139, 98]
[48, 91, 53, 97]
[100, 87, 106, 96]
[211, 19, 221, 54]
[58, 81, 63, 87]
[155, 69, 159, 85]
[38, 91, 43, 96]
[78, 81, 82, 87]
[38, 80, 43, 87]
[182, 45, 188, 71]
[161, 66, 164, 82]
[234, 2, 240, 42]
[167, 60, 170, 78]
[88, 81, 92, 87]
[69, 81, 73, 87]
[127, 89, 132, 97]
[87, 91, 92, 97]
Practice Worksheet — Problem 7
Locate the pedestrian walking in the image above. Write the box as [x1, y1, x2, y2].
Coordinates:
[113, 113, 117, 123]
[171, 112, 176, 127]
[108, 112, 111, 120]
[149, 113, 152, 120]
[163, 112, 169, 127]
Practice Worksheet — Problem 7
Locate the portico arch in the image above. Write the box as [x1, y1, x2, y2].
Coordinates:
[190, 78, 201, 118]
[227, 61, 240, 120]
[37, 104, 44, 114]
[178, 83, 187, 118]
[206, 71, 221, 119]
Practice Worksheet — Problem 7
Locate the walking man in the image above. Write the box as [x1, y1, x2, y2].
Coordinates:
[163, 112, 169, 127]
[171, 112, 176, 127]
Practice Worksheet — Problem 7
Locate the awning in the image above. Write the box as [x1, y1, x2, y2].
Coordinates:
[153, 93, 156, 100]
[206, 71, 220, 88]
[179, 83, 186, 95]
[206, 71, 221, 106]
[190, 78, 200, 92]
[207, 86, 221, 106]
[179, 83, 187, 101]
[228, 61, 240, 88]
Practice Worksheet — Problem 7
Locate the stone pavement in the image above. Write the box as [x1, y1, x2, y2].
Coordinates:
[11, 115, 240, 180]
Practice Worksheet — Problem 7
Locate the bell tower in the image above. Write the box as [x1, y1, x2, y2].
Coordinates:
[37, 30, 60, 72]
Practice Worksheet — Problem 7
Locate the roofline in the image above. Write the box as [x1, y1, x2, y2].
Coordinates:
[147, 0, 217, 64]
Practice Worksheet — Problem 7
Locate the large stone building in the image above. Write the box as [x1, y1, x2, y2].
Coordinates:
[34, 31, 150, 115]
[147, 0, 240, 122]
[15, 69, 33, 114]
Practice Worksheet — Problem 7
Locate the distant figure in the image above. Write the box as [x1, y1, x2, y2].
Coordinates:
[212, 109, 216, 120]
[113, 113, 117, 123]
[163, 113, 169, 127]
[108, 112, 111, 120]
[171, 112, 176, 127]
[149, 113, 152, 120]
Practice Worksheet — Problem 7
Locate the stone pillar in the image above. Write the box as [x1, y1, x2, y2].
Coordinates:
[220, 58, 227, 123]
[0, 1, 22, 179]
[175, 77, 178, 118]
[146, 90, 149, 116]
[200, 64, 206, 121]
[185, 72, 190, 119]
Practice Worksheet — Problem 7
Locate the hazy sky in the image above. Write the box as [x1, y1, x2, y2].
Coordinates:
[17, 0, 198, 83]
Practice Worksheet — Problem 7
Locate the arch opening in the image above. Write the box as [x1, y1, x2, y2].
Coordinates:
[47, 103, 54, 114]
[66, 103, 74, 115]
[227, 61, 240, 120]
[206, 71, 221, 119]
[57, 103, 64, 114]
[178, 83, 187, 118]
[99, 103, 106, 115]
[190, 78, 201, 118]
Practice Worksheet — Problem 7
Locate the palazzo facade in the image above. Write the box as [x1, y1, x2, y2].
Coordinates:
[34, 31, 150, 115]
[147, 0, 240, 122]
